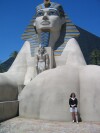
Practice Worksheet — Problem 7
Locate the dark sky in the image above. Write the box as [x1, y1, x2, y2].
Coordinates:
[0, 0, 100, 61]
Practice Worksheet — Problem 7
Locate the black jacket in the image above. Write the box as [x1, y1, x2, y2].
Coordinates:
[69, 98, 78, 107]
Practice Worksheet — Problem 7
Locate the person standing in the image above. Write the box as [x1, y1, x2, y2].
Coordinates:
[69, 93, 78, 123]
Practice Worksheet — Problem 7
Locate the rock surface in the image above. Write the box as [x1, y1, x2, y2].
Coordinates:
[0, 117, 100, 133]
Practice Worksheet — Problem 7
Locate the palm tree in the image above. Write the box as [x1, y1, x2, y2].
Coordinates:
[90, 49, 100, 65]
[0, 65, 3, 72]
[0, 60, 4, 72]
[10, 51, 18, 58]
[0, 51, 18, 73]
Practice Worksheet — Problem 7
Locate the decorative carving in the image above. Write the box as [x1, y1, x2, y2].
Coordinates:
[35, 46, 49, 74]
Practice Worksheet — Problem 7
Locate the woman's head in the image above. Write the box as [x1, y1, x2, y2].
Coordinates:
[70, 93, 76, 98]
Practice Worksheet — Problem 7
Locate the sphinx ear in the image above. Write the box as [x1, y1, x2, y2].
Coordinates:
[61, 17, 66, 25]
[33, 21, 36, 27]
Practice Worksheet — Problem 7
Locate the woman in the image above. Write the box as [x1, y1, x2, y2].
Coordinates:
[69, 93, 78, 123]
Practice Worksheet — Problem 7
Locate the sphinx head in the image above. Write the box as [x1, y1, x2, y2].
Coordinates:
[34, 1, 66, 33]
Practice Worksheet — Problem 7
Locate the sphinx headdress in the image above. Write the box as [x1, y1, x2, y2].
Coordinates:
[22, 1, 80, 56]
[36, 1, 65, 18]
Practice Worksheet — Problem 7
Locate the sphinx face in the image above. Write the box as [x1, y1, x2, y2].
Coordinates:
[34, 8, 64, 32]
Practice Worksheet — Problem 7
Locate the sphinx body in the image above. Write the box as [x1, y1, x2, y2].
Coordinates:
[0, 1, 100, 122]
[18, 37, 100, 122]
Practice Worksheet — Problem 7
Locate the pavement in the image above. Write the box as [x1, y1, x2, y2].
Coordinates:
[0, 117, 100, 133]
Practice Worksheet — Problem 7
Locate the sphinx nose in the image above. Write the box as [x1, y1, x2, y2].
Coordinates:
[43, 13, 48, 20]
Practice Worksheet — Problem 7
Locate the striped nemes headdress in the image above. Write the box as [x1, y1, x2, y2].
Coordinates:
[36, 1, 65, 17]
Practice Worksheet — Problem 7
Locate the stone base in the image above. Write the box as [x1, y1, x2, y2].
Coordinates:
[0, 117, 100, 133]
[0, 101, 19, 122]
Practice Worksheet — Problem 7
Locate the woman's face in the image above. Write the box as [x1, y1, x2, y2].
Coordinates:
[34, 8, 63, 32]
[72, 93, 75, 98]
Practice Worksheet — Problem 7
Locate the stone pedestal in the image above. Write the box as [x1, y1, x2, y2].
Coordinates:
[0, 101, 18, 122]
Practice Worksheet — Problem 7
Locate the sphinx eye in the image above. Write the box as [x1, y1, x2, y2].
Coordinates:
[48, 10, 58, 16]
[36, 11, 44, 17]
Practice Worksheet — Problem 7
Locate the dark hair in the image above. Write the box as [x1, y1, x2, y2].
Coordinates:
[70, 93, 76, 98]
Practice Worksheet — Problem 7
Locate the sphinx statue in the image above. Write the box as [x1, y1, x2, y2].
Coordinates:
[0, 0, 100, 122]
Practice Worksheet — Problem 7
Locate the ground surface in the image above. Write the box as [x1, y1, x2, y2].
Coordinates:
[0, 117, 100, 133]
